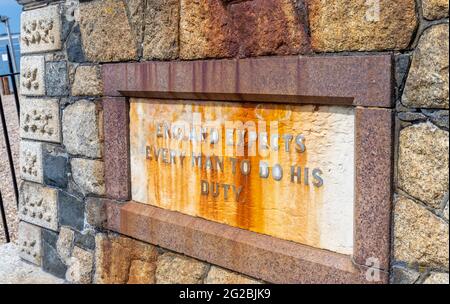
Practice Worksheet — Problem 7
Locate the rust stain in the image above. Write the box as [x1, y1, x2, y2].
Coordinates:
[129, 99, 328, 248]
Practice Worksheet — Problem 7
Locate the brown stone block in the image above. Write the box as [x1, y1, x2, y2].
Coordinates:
[180, 0, 311, 59]
[103, 97, 130, 201]
[229, 0, 311, 57]
[94, 233, 158, 284]
[308, 0, 418, 52]
[354, 107, 394, 270]
[180, 0, 239, 59]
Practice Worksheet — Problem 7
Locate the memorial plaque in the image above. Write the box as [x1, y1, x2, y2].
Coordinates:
[103, 55, 393, 283]
[130, 99, 355, 254]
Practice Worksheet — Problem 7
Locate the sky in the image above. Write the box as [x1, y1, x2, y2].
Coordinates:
[0, 0, 22, 35]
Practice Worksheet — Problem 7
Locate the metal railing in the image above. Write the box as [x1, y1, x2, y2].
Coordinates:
[0, 44, 20, 243]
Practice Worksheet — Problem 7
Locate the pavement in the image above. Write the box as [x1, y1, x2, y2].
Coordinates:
[0, 242, 64, 284]
[0, 93, 19, 244]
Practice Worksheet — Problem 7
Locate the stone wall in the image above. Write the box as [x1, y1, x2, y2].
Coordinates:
[15, 0, 448, 284]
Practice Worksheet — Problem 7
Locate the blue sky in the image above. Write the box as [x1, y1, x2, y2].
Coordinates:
[0, 0, 22, 35]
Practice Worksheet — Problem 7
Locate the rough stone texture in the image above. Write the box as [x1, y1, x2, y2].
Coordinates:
[103, 98, 130, 200]
[56, 226, 75, 263]
[229, 0, 311, 57]
[156, 252, 209, 284]
[179, 0, 310, 59]
[127, 260, 156, 284]
[422, 0, 449, 20]
[20, 140, 43, 183]
[74, 231, 96, 251]
[85, 197, 108, 228]
[390, 266, 420, 284]
[42, 229, 67, 279]
[45, 61, 69, 96]
[20, 98, 61, 143]
[398, 112, 427, 122]
[19, 182, 58, 231]
[43, 144, 69, 189]
[70, 158, 105, 196]
[423, 272, 449, 284]
[143, 0, 179, 60]
[205, 266, 261, 284]
[0, 243, 64, 284]
[66, 25, 85, 63]
[403, 24, 449, 109]
[94, 234, 158, 284]
[79, 0, 138, 62]
[71, 66, 103, 96]
[398, 123, 449, 209]
[62, 100, 103, 158]
[126, 0, 145, 46]
[66, 246, 94, 284]
[422, 110, 449, 130]
[18, 221, 42, 266]
[20, 5, 62, 54]
[394, 196, 449, 269]
[58, 191, 85, 231]
[180, 0, 239, 59]
[308, 0, 417, 52]
[20, 56, 46, 96]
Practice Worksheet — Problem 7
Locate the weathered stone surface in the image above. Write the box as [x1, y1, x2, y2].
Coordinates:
[45, 61, 69, 96]
[18, 221, 42, 266]
[20, 56, 45, 96]
[20, 98, 61, 143]
[394, 196, 449, 268]
[63, 100, 103, 158]
[179, 0, 310, 59]
[19, 182, 58, 231]
[126, 0, 145, 47]
[127, 260, 156, 284]
[308, 0, 417, 52]
[42, 229, 67, 279]
[398, 123, 449, 208]
[422, 110, 449, 130]
[66, 247, 94, 284]
[74, 231, 96, 251]
[94, 234, 159, 284]
[70, 158, 105, 196]
[395, 53, 411, 93]
[66, 25, 85, 63]
[56, 226, 75, 263]
[143, 0, 179, 60]
[390, 266, 420, 284]
[79, 0, 138, 62]
[229, 0, 310, 57]
[205, 266, 261, 284]
[398, 112, 427, 122]
[20, 140, 43, 183]
[403, 24, 449, 109]
[43, 144, 69, 189]
[71, 66, 103, 96]
[423, 272, 449, 284]
[156, 252, 209, 284]
[85, 197, 107, 228]
[422, 0, 449, 20]
[58, 191, 85, 231]
[180, 0, 238, 59]
[20, 5, 62, 54]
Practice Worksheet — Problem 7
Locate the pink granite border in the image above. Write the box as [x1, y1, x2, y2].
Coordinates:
[101, 55, 394, 283]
